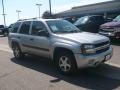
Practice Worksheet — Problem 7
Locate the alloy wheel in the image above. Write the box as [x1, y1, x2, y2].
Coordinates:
[59, 56, 71, 72]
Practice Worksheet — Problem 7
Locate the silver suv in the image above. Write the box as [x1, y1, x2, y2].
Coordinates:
[8, 19, 113, 74]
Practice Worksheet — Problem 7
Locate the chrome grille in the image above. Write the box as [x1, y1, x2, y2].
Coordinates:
[100, 29, 115, 33]
[94, 41, 109, 47]
[96, 47, 109, 54]
[94, 41, 110, 54]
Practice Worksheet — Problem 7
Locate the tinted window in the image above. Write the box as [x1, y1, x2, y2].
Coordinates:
[8, 24, 14, 32]
[113, 15, 120, 22]
[12, 22, 21, 33]
[90, 16, 104, 24]
[19, 21, 31, 34]
[9, 24, 14, 28]
[31, 21, 46, 36]
[74, 16, 88, 25]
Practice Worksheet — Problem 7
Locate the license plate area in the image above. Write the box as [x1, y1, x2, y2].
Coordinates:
[105, 54, 111, 60]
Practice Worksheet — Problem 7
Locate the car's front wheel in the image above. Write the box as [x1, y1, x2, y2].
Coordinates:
[56, 51, 77, 75]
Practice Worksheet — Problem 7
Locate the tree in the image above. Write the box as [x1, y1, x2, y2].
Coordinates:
[42, 11, 54, 19]
[42, 11, 52, 19]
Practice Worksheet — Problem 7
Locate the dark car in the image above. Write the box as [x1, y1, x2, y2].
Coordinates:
[74, 15, 105, 33]
[0, 25, 4, 34]
[63, 17, 77, 23]
[99, 15, 120, 39]
[0, 25, 9, 36]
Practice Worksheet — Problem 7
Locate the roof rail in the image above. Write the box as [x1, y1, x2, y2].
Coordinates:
[17, 17, 39, 21]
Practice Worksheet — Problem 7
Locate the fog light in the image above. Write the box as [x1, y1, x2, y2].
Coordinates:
[89, 59, 95, 65]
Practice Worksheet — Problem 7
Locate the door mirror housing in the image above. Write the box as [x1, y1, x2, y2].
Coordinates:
[38, 30, 49, 37]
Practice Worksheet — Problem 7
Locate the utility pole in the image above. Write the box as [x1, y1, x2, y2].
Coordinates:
[2, 0, 6, 26]
[16, 10, 21, 20]
[49, 0, 52, 16]
[36, 4, 42, 18]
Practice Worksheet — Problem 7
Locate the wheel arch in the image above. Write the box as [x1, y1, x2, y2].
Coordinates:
[53, 47, 78, 68]
[11, 41, 20, 49]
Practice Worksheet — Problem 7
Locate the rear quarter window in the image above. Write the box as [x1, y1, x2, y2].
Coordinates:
[19, 21, 31, 35]
[12, 22, 21, 33]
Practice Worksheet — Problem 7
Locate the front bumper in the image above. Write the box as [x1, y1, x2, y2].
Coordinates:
[74, 46, 113, 68]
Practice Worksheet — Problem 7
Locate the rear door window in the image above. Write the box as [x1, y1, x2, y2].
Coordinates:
[19, 21, 31, 35]
[12, 22, 21, 33]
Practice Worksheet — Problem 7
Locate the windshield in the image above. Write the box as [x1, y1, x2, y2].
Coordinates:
[113, 15, 120, 22]
[46, 20, 80, 33]
[74, 16, 88, 25]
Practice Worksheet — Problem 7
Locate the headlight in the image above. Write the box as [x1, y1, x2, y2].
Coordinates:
[81, 44, 95, 54]
[84, 45, 94, 49]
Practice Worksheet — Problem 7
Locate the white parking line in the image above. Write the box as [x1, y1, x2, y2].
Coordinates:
[0, 44, 12, 53]
[106, 62, 120, 68]
[90, 63, 120, 80]
[86, 61, 120, 80]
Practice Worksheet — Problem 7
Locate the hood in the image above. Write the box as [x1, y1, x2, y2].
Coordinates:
[101, 21, 120, 28]
[55, 32, 109, 44]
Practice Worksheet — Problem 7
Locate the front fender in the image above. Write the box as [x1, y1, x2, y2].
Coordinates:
[50, 42, 80, 59]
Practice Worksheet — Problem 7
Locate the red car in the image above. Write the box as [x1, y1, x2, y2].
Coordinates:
[99, 15, 120, 39]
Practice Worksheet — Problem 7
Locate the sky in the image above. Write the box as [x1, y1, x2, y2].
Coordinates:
[0, 0, 113, 25]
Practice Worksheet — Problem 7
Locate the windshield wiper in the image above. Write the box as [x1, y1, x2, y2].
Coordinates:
[54, 30, 81, 34]
[68, 29, 82, 33]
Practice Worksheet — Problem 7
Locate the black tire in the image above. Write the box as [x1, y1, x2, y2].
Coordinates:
[12, 44, 24, 59]
[56, 51, 77, 75]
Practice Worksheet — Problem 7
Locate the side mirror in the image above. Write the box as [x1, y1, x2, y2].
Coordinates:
[38, 30, 49, 37]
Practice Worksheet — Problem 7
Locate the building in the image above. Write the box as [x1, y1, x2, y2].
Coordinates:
[54, 0, 120, 18]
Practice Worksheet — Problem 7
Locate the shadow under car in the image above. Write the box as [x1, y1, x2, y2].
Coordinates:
[11, 55, 120, 90]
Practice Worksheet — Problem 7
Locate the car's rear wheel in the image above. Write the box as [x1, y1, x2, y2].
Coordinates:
[12, 44, 24, 59]
[56, 51, 77, 75]
[4, 32, 8, 36]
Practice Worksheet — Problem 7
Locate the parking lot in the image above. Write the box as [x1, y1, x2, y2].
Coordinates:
[0, 0, 120, 89]
[0, 36, 120, 90]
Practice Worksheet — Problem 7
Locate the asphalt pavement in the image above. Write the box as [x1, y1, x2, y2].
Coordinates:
[0, 36, 120, 90]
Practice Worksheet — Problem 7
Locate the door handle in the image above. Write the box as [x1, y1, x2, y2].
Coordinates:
[17, 37, 20, 39]
[30, 38, 34, 41]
